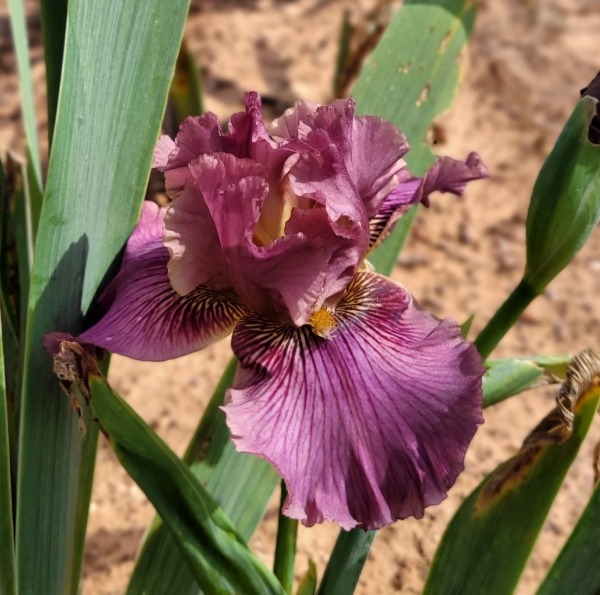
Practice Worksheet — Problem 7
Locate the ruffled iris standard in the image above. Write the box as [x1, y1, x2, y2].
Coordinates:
[49, 93, 489, 530]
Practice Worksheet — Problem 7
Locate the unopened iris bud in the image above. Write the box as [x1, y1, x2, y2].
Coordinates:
[524, 85, 600, 294]
[476, 78, 600, 360]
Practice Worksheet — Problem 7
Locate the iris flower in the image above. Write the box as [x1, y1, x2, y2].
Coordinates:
[49, 93, 488, 530]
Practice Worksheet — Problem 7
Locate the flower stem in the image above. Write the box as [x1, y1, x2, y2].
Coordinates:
[475, 279, 539, 360]
[273, 481, 298, 593]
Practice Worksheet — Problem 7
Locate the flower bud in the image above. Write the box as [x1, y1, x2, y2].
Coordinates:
[524, 87, 600, 294]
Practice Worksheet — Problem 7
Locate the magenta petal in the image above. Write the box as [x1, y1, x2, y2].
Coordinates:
[166, 112, 225, 170]
[187, 153, 341, 325]
[369, 152, 489, 251]
[224, 271, 484, 530]
[284, 208, 361, 312]
[270, 100, 320, 141]
[272, 99, 409, 219]
[351, 115, 410, 217]
[164, 176, 232, 296]
[226, 92, 274, 156]
[161, 93, 275, 199]
[419, 152, 489, 206]
[286, 142, 368, 243]
[272, 98, 369, 243]
[152, 135, 176, 172]
[79, 202, 245, 361]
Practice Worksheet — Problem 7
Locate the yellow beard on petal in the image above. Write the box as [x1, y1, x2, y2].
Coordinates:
[308, 308, 337, 339]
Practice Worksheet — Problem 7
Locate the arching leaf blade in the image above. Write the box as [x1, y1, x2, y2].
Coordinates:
[536, 476, 600, 594]
[424, 354, 600, 595]
[6, 0, 42, 190]
[15, 0, 191, 592]
[127, 358, 279, 595]
[65, 347, 286, 595]
[353, 0, 477, 275]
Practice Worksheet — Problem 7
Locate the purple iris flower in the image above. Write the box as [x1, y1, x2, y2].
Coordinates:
[49, 93, 488, 530]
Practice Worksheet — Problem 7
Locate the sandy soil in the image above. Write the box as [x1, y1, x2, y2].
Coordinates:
[2, 0, 600, 593]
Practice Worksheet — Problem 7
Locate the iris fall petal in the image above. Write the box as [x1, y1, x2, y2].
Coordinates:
[79, 202, 245, 361]
[224, 271, 484, 530]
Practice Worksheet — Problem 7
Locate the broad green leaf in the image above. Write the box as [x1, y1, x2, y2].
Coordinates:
[6, 0, 42, 191]
[63, 347, 284, 595]
[317, 529, 376, 595]
[353, 0, 477, 275]
[182, 357, 238, 466]
[129, 450, 278, 595]
[521, 355, 572, 379]
[128, 358, 279, 595]
[321, 0, 478, 583]
[25, 152, 43, 239]
[485, 354, 584, 385]
[536, 479, 600, 595]
[476, 94, 600, 359]
[0, 299, 16, 595]
[482, 353, 594, 408]
[15, 0, 191, 592]
[424, 351, 600, 595]
[40, 0, 68, 148]
[274, 481, 299, 594]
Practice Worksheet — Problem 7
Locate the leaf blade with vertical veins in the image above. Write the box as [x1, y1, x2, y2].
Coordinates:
[54, 344, 285, 595]
[127, 358, 280, 595]
[40, 0, 69, 149]
[6, 0, 42, 190]
[15, 0, 191, 593]
[353, 0, 477, 275]
[536, 478, 600, 595]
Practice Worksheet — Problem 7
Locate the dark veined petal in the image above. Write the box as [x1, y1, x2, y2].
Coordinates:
[224, 271, 484, 530]
[368, 152, 489, 251]
[78, 201, 245, 361]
